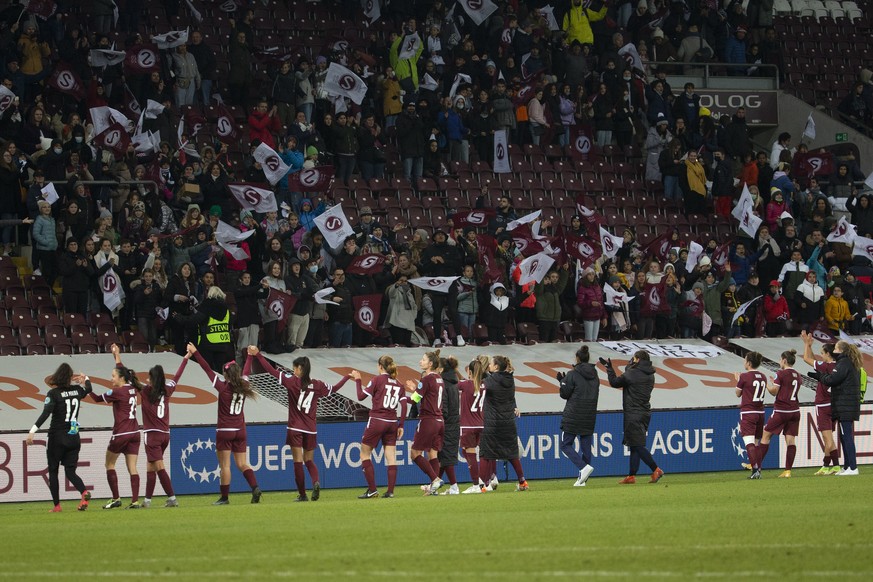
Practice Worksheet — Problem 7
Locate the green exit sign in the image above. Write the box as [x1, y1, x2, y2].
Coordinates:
[836, 133, 849, 142]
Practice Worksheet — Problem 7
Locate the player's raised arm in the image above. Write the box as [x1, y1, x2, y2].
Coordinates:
[800, 331, 817, 368]
[188, 342, 218, 384]
[172, 352, 191, 383]
[111, 343, 124, 368]
[349, 370, 367, 401]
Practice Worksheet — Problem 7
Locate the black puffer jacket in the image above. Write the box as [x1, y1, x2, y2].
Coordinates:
[606, 359, 655, 420]
[819, 352, 861, 421]
[441, 368, 460, 429]
[484, 371, 516, 425]
[559, 362, 600, 435]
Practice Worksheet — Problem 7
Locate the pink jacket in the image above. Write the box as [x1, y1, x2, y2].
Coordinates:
[765, 199, 788, 231]
[576, 282, 605, 321]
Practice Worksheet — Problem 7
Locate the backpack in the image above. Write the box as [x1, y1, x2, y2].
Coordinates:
[861, 367, 868, 402]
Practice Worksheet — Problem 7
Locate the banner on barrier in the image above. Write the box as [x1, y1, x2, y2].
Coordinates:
[786, 405, 873, 468]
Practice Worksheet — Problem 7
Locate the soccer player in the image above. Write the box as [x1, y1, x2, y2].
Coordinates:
[557, 345, 600, 487]
[459, 357, 487, 493]
[112, 344, 190, 508]
[245, 346, 350, 501]
[481, 355, 529, 491]
[800, 331, 840, 475]
[603, 350, 665, 484]
[188, 342, 262, 505]
[26, 363, 93, 512]
[350, 356, 408, 499]
[87, 350, 144, 509]
[757, 349, 802, 478]
[405, 349, 446, 495]
[435, 356, 461, 495]
[734, 351, 768, 480]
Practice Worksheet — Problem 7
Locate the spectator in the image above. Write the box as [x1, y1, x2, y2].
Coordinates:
[171, 44, 200, 107]
[248, 101, 282, 150]
[536, 265, 569, 343]
[228, 31, 252, 107]
[681, 149, 707, 214]
[795, 271, 825, 328]
[385, 275, 418, 347]
[562, 0, 608, 46]
[577, 268, 605, 341]
[396, 99, 426, 183]
[326, 267, 354, 347]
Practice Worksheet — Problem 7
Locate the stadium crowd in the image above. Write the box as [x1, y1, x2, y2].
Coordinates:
[1, 0, 873, 364]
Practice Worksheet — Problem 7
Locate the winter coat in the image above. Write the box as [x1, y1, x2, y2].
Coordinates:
[132, 280, 163, 319]
[285, 271, 318, 316]
[559, 362, 600, 435]
[644, 128, 671, 182]
[481, 371, 520, 460]
[490, 92, 516, 130]
[703, 276, 732, 327]
[818, 352, 861, 421]
[606, 358, 656, 447]
[234, 282, 266, 327]
[825, 295, 852, 331]
[395, 112, 427, 158]
[326, 283, 354, 323]
[420, 241, 463, 279]
[576, 281, 605, 321]
[535, 270, 568, 322]
[228, 37, 252, 85]
[763, 293, 790, 322]
[562, 4, 607, 45]
[58, 251, 94, 292]
[457, 276, 478, 315]
[381, 77, 402, 116]
[32, 215, 58, 251]
[385, 282, 418, 331]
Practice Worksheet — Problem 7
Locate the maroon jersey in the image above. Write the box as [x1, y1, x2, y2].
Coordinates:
[415, 373, 444, 420]
[280, 373, 334, 434]
[361, 374, 407, 423]
[736, 370, 767, 413]
[772, 368, 802, 413]
[141, 381, 177, 433]
[459, 379, 486, 428]
[93, 385, 140, 436]
[813, 361, 836, 406]
[194, 351, 249, 431]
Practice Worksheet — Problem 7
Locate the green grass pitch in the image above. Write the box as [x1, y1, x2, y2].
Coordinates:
[3, 470, 872, 580]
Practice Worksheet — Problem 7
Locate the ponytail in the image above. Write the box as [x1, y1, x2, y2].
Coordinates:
[224, 362, 256, 399]
[469, 359, 485, 394]
[492, 355, 513, 373]
[148, 365, 166, 405]
[121, 367, 143, 391]
[837, 341, 863, 371]
[423, 349, 441, 371]
[575, 345, 589, 364]
[293, 356, 311, 387]
[379, 355, 398, 378]
[781, 349, 797, 366]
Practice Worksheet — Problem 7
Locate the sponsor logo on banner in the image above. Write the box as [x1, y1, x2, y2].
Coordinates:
[790, 405, 873, 468]
[324, 215, 343, 231]
[599, 341, 724, 358]
[102, 271, 118, 293]
[137, 49, 156, 69]
[242, 187, 261, 206]
[217, 116, 233, 137]
[696, 90, 778, 126]
[648, 286, 662, 308]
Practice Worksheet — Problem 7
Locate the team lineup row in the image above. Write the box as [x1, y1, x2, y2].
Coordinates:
[26, 334, 865, 511]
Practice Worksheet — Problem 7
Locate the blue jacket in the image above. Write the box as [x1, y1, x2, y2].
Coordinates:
[32, 215, 57, 251]
[279, 149, 305, 190]
[724, 36, 746, 65]
[299, 198, 326, 232]
[437, 109, 468, 142]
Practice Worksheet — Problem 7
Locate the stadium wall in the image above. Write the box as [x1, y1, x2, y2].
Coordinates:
[4, 406, 871, 501]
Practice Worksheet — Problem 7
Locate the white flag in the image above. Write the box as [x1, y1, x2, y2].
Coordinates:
[0, 85, 14, 114]
[449, 73, 472, 98]
[362, 0, 381, 23]
[313, 204, 355, 249]
[215, 220, 256, 244]
[802, 113, 816, 141]
[731, 295, 761, 327]
[618, 42, 644, 72]
[732, 183, 753, 222]
[702, 312, 713, 336]
[517, 252, 555, 286]
[100, 268, 125, 313]
[493, 129, 510, 173]
[398, 33, 422, 60]
[90, 106, 129, 136]
[252, 142, 290, 186]
[738, 204, 762, 238]
[865, 170, 873, 191]
[151, 29, 189, 49]
[315, 287, 340, 305]
[409, 276, 461, 294]
[852, 235, 873, 263]
[506, 210, 542, 232]
[420, 73, 439, 92]
[40, 183, 59, 205]
[144, 99, 166, 119]
[324, 62, 368, 105]
[89, 49, 126, 67]
[184, 0, 203, 22]
[828, 216, 858, 244]
[218, 241, 250, 261]
[458, 0, 498, 26]
[685, 241, 704, 272]
[599, 226, 624, 260]
[228, 183, 278, 213]
[603, 283, 635, 307]
[539, 5, 560, 31]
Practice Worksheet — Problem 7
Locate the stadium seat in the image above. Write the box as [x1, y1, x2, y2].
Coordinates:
[516, 322, 540, 345]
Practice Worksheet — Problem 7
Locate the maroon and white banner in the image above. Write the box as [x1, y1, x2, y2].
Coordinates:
[47, 63, 86, 100]
[603, 282, 634, 307]
[644, 232, 673, 263]
[458, 0, 498, 26]
[641, 282, 670, 316]
[185, 109, 207, 137]
[314, 204, 355, 249]
[450, 208, 495, 228]
[618, 42, 644, 72]
[398, 33, 422, 60]
[506, 210, 541, 232]
[476, 234, 503, 284]
[122, 84, 142, 119]
[574, 196, 604, 230]
[89, 48, 126, 67]
[324, 63, 367, 105]
[362, 0, 381, 23]
[152, 29, 189, 49]
[214, 104, 238, 144]
[266, 288, 296, 333]
[685, 241, 704, 273]
[517, 252, 555, 286]
[712, 240, 732, 273]
[253, 143, 290, 186]
[100, 268, 124, 312]
[26, 0, 57, 20]
[493, 129, 510, 173]
[0, 85, 15, 114]
[346, 254, 386, 275]
[124, 44, 162, 73]
[511, 230, 548, 257]
[409, 276, 460, 294]
[599, 226, 623, 261]
[562, 232, 601, 269]
[227, 183, 276, 213]
[738, 204, 762, 238]
[353, 294, 382, 333]
[93, 122, 131, 157]
[569, 127, 593, 160]
[852, 235, 873, 263]
[792, 151, 835, 178]
[827, 216, 857, 244]
[288, 166, 335, 192]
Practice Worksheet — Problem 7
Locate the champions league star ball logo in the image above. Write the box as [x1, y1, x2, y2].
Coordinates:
[180, 439, 221, 483]
[730, 424, 748, 464]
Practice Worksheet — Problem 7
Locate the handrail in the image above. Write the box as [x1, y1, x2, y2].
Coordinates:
[47, 180, 160, 191]
[645, 60, 780, 89]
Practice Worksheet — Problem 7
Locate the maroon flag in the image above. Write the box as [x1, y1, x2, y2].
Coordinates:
[569, 126, 594, 161]
[512, 85, 536, 107]
[574, 195, 604, 232]
[47, 63, 86, 100]
[682, 297, 705, 317]
[185, 109, 207, 137]
[266, 288, 297, 333]
[792, 151, 835, 178]
[641, 282, 669, 316]
[563, 232, 601, 269]
[27, 0, 57, 20]
[287, 166, 336, 192]
[215, 104, 238, 144]
[510, 223, 547, 257]
[644, 231, 674, 263]
[346, 254, 386, 275]
[476, 234, 503, 284]
[121, 84, 142, 120]
[93, 122, 131, 157]
[810, 320, 837, 344]
[450, 208, 495, 229]
[353, 294, 382, 333]
[712, 240, 732, 273]
[124, 44, 161, 73]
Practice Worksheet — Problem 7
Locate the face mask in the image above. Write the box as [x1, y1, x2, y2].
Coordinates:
[309, 265, 318, 273]
[53, 147, 62, 154]
[74, 137, 83, 143]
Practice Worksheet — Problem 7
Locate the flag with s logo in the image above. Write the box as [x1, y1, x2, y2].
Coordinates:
[353, 294, 382, 333]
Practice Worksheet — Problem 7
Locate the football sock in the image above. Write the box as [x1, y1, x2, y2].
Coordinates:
[758, 443, 770, 464]
[220, 484, 230, 498]
[294, 462, 306, 496]
[822, 454, 831, 467]
[387, 466, 397, 494]
[414, 455, 438, 480]
[465, 452, 480, 483]
[785, 445, 797, 470]
[830, 449, 841, 467]
[745, 444, 758, 469]
[242, 469, 258, 489]
[158, 469, 174, 496]
[146, 471, 157, 499]
[510, 459, 525, 482]
[429, 457, 440, 477]
[130, 474, 140, 502]
[362, 459, 377, 491]
[107, 469, 119, 499]
[444, 465, 457, 485]
[305, 460, 319, 484]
